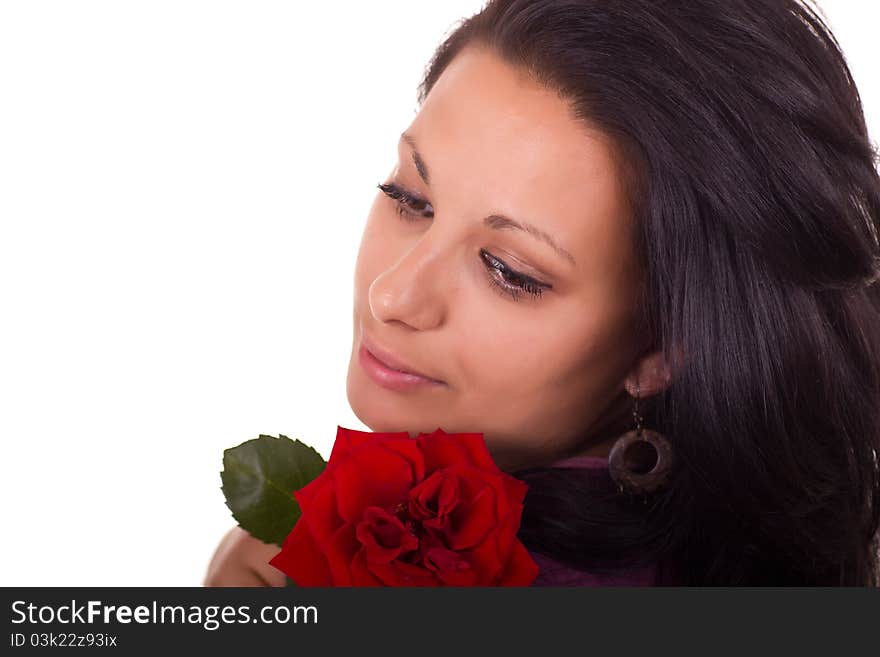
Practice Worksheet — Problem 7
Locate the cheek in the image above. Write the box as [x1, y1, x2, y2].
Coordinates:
[353, 210, 400, 306]
[555, 295, 640, 391]
[354, 211, 384, 282]
[459, 308, 630, 422]
[453, 323, 562, 421]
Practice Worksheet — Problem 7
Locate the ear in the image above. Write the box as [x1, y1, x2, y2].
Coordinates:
[623, 348, 673, 397]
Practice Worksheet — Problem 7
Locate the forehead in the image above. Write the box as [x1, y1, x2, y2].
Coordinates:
[408, 46, 633, 275]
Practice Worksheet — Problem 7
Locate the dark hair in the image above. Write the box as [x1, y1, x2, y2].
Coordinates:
[416, 0, 880, 585]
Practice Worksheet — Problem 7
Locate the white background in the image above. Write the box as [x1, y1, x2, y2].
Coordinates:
[1, 1, 877, 586]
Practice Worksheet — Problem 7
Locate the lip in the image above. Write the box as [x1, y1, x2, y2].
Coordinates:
[359, 333, 446, 391]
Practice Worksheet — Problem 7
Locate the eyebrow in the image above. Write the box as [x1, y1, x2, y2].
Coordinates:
[400, 131, 577, 267]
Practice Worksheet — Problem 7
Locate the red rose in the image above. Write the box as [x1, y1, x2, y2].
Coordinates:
[268, 426, 539, 586]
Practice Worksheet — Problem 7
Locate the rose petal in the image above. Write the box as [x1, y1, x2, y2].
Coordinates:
[417, 429, 498, 473]
[295, 477, 342, 547]
[334, 443, 421, 523]
[435, 565, 478, 586]
[423, 545, 477, 586]
[355, 506, 419, 564]
[450, 432, 502, 472]
[497, 540, 540, 586]
[376, 437, 427, 483]
[295, 480, 358, 586]
[454, 534, 504, 584]
[296, 425, 414, 509]
[349, 549, 385, 586]
[501, 473, 529, 507]
[324, 523, 359, 585]
[444, 467, 499, 550]
[268, 520, 332, 586]
[447, 489, 496, 549]
[416, 430, 471, 473]
[408, 469, 460, 523]
[367, 557, 439, 587]
[329, 425, 407, 463]
[458, 504, 527, 584]
[290, 464, 332, 511]
[492, 503, 527, 559]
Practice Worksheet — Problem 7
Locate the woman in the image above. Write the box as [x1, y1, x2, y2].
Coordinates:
[205, 0, 880, 586]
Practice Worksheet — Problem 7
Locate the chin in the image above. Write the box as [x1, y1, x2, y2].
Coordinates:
[345, 386, 444, 436]
[345, 353, 429, 427]
[345, 365, 398, 433]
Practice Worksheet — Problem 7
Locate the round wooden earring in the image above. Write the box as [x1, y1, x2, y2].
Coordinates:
[608, 428, 674, 495]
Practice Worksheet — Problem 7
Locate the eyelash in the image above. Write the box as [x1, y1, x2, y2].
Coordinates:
[376, 181, 550, 302]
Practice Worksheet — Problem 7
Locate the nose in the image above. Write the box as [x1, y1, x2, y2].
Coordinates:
[367, 237, 451, 331]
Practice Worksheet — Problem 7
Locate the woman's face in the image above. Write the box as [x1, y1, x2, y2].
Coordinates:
[346, 45, 656, 472]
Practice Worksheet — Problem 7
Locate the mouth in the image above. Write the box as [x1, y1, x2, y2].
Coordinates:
[359, 332, 446, 389]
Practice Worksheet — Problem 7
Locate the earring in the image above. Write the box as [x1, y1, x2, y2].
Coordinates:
[608, 380, 674, 496]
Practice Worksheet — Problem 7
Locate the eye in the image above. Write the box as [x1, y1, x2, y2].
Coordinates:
[376, 181, 551, 303]
[377, 182, 434, 220]
[480, 250, 550, 302]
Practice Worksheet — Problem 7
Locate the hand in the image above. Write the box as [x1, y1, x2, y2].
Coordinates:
[203, 526, 288, 587]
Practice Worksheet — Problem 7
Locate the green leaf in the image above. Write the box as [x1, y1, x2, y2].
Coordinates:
[220, 434, 327, 547]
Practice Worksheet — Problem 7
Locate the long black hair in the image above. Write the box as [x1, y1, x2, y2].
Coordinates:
[416, 0, 880, 585]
